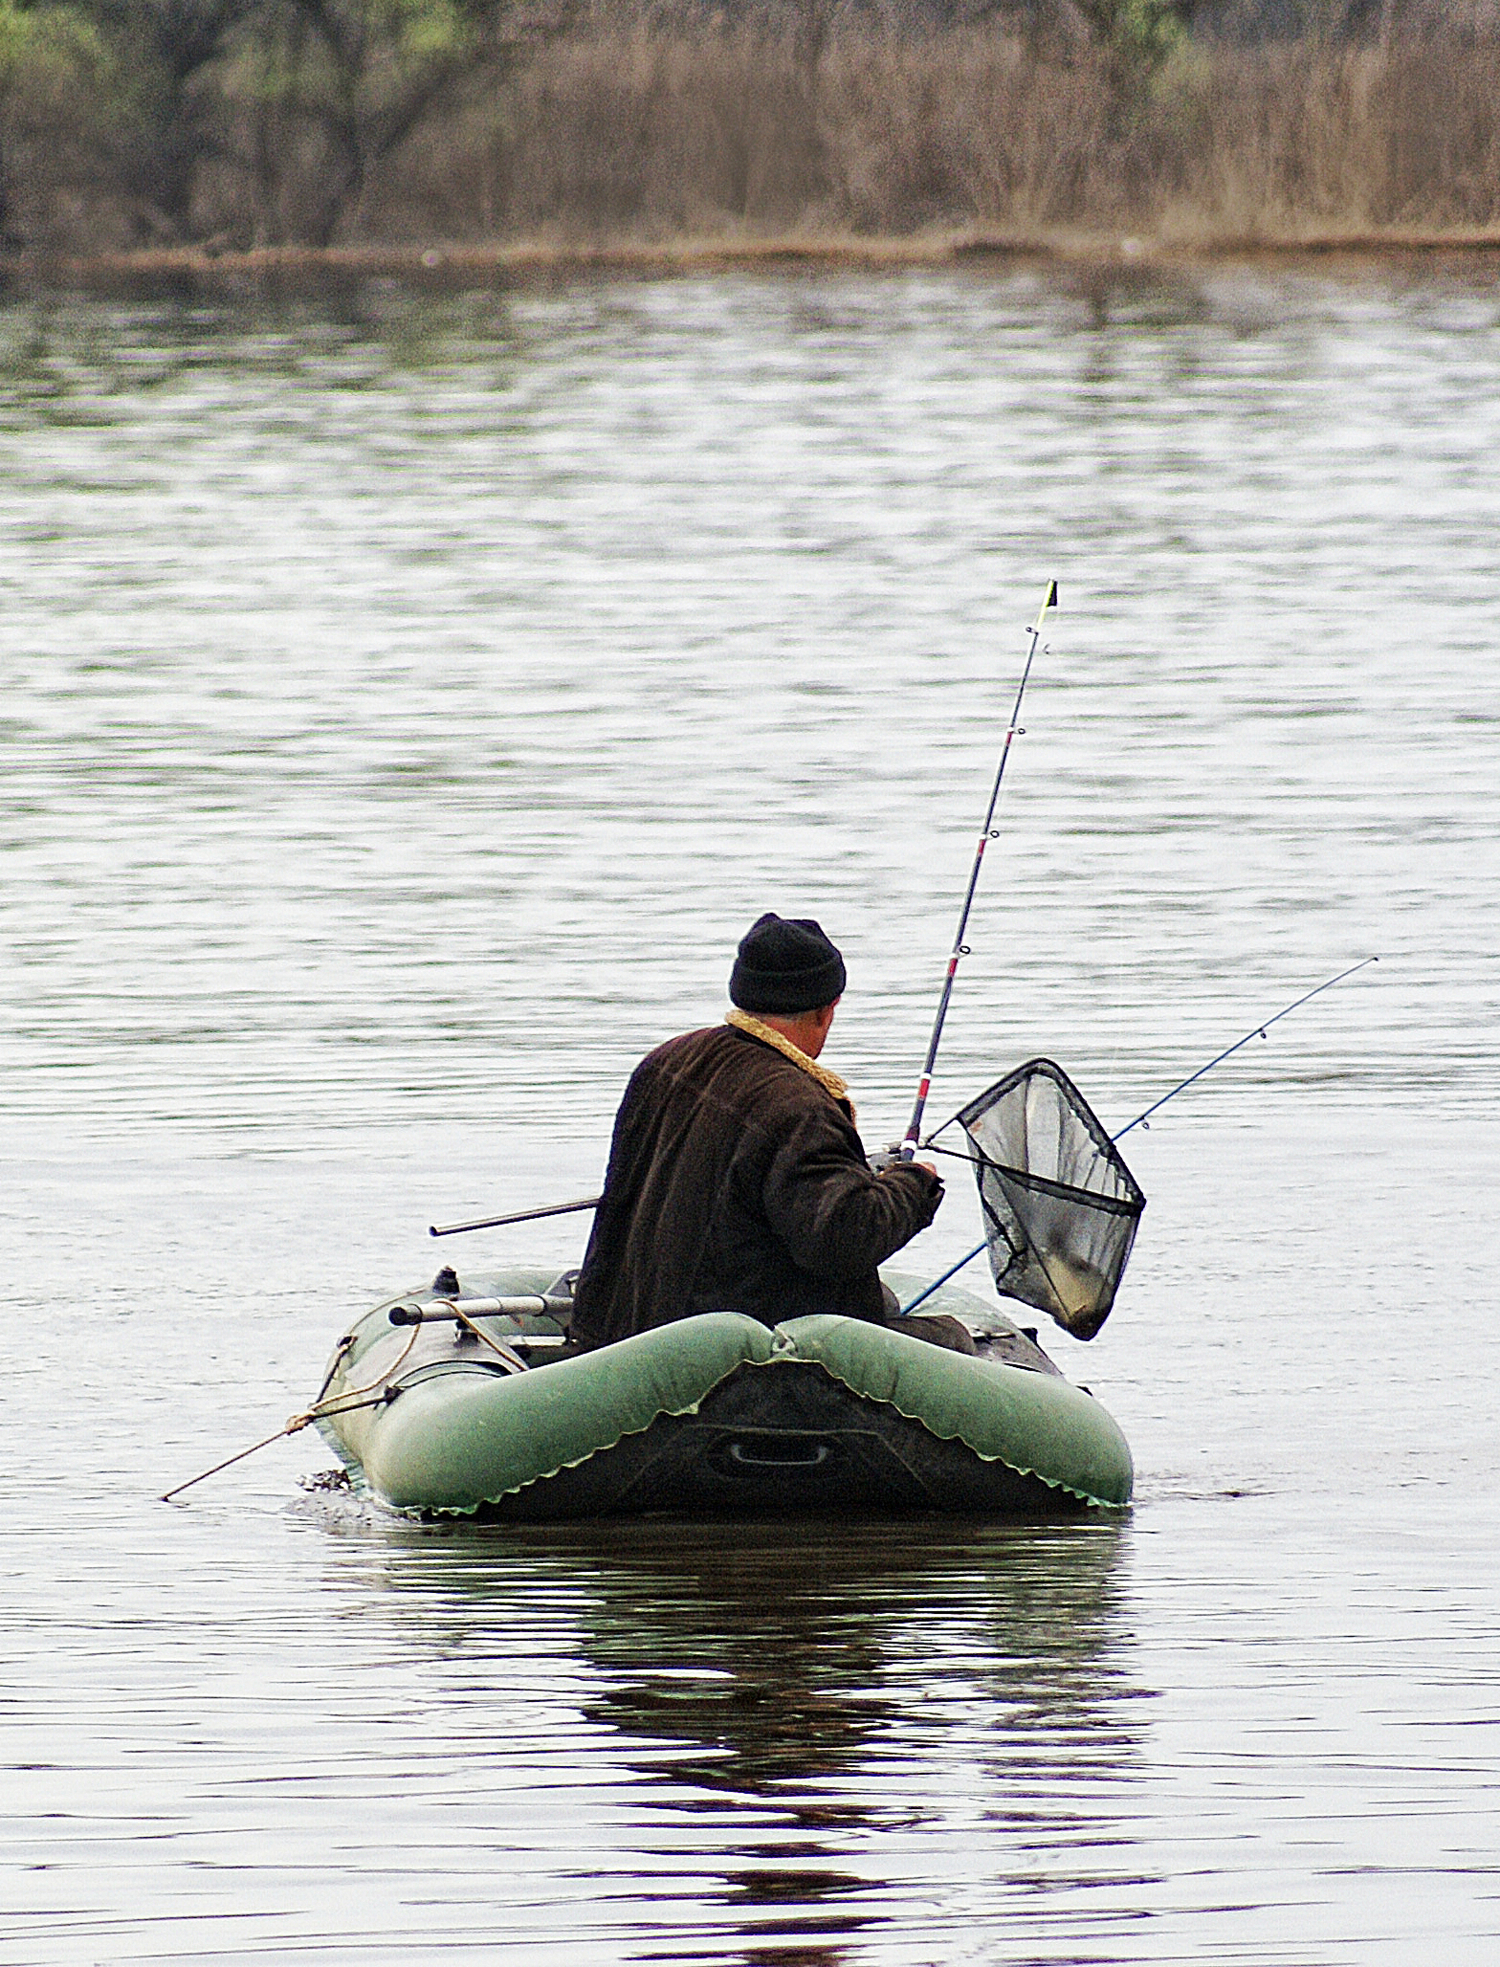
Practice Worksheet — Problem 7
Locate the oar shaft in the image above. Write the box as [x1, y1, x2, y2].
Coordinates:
[901, 581, 1057, 1157]
[430, 1195, 601, 1237]
[388, 1295, 566, 1325]
[161, 1423, 306, 1502]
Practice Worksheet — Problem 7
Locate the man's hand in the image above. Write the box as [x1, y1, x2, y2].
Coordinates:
[870, 1144, 937, 1176]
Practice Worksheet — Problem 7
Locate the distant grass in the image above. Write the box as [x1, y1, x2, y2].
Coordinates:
[8, 17, 1500, 259]
[362, 24, 1500, 251]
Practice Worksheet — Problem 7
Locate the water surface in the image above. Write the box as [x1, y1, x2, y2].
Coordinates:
[3, 260, 1498, 1962]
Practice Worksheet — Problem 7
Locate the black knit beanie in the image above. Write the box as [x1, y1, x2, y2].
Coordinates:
[729, 913, 846, 1015]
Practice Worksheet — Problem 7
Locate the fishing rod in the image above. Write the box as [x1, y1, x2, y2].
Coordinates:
[899, 579, 1057, 1161]
[444, 586, 1050, 1230]
[899, 956, 1379, 1315]
[1109, 956, 1378, 1140]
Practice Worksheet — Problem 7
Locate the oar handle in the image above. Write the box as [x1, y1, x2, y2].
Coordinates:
[388, 1294, 570, 1326]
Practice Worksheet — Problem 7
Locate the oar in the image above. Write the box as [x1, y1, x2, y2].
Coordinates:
[430, 1195, 601, 1237]
[160, 1387, 394, 1503]
[899, 957, 1379, 1316]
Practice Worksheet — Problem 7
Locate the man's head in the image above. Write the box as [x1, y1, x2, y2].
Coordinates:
[730, 913, 846, 1018]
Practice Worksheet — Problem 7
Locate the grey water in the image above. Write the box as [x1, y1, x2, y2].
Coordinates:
[2, 257, 1498, 1964]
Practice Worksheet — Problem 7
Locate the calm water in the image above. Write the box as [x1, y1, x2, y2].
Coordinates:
[3, 259, 1498, 1963]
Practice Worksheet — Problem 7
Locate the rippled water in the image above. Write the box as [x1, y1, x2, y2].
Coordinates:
[4, 259, 1499, 1963]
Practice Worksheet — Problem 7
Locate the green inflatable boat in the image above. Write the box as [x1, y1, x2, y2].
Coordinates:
[312, 1264, 1133, 1520]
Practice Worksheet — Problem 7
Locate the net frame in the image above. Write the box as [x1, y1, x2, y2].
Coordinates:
[954, 1058, 1145, 1341]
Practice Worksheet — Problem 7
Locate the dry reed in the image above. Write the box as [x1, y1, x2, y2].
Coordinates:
[9, 17, 1500, 256]
[369, 23, 1500, 250]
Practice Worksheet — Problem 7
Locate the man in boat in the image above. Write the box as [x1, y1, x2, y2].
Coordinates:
[570, 912, 946, 1350]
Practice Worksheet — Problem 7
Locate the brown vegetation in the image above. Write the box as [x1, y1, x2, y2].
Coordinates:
[5, 5, 1500, 261]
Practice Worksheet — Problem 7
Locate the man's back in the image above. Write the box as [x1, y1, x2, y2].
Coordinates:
[571, 1022, 941, 1348]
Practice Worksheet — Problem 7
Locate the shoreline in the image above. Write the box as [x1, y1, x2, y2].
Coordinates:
[9, 227, 1500, 290]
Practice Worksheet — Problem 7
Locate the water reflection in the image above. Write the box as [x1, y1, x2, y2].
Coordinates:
[0, 283, 526, 425]
[348, 1515, 1144, 1962]
[1072, 264, 1218, 336]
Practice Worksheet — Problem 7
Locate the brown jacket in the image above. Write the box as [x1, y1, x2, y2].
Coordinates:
[571, 1023, 943, 1349]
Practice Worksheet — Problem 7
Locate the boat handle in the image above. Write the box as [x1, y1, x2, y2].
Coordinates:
[725, 1440, 833, 1470]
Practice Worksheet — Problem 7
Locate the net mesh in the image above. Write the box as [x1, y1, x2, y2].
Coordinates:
[955, 1059, 1145, 1341]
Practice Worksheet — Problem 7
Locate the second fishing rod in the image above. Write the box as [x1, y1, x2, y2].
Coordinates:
[899, 955, 1380, 1316]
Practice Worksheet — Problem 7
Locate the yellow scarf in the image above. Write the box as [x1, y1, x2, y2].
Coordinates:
[725, 1009, 855, 1122]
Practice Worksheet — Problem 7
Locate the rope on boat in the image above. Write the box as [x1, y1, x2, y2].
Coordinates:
[449, 1304, 530, 1375]
[161, 1296, 541, 1503]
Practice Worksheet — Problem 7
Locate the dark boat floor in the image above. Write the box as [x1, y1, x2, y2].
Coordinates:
[463, 1358, 1092, 1523]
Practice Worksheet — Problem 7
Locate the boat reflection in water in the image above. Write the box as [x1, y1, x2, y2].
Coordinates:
[349, 1511, 1150, 1962]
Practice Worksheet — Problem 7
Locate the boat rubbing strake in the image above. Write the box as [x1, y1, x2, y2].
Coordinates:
[314, 1266, 1132, 1520]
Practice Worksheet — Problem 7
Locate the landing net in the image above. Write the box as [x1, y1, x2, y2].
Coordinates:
[955, 1059, 1145, 1340]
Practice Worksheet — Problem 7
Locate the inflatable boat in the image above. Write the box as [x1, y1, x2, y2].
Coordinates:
[312, 1263, 1133, 1520]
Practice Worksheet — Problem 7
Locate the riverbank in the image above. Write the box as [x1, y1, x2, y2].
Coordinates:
[4, 20, 1499, 266]
[11, 225, 1500, 295]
